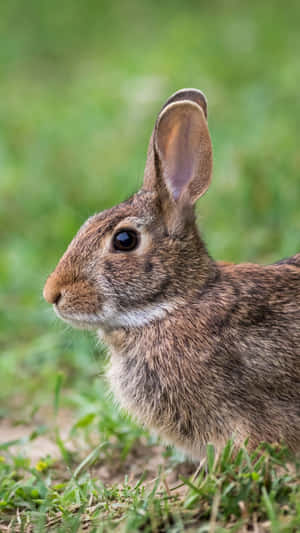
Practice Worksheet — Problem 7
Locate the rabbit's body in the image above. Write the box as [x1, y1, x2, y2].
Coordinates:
[43, 89, 300, 457]
[105, 250, 300, 457]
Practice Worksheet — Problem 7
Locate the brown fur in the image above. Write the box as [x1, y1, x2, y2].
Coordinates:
[43, 89, 300, 458]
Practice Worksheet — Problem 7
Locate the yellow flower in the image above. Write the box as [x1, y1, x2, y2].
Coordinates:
[35, 459, 48, 472]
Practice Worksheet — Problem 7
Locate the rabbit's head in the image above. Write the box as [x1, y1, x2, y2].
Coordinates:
[43, 89, 213, 331]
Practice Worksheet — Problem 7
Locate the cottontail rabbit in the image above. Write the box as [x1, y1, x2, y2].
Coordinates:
[44, 89, 300, 457]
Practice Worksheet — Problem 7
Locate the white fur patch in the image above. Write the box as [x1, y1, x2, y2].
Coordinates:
[99, 301, 173, 331]
[54, 300, 174, 332]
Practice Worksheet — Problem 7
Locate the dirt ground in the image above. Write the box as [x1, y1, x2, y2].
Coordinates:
[0, 410, 196, 490]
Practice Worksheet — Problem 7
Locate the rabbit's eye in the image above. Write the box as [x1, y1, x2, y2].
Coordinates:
[113, 229, 138, 252]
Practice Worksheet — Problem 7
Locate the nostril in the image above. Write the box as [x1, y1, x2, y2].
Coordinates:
[53, 291, 62, 305]
[43, 279, 63, 305]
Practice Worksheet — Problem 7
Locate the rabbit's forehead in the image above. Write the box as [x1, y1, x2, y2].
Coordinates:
[78, 192, 158, 238]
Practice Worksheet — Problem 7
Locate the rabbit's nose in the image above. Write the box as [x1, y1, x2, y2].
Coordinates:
[43, 275, 62, 305]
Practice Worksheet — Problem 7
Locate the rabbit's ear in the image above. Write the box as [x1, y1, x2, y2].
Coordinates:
[143, 89, 212, 205]
[159, 88, 208, 119]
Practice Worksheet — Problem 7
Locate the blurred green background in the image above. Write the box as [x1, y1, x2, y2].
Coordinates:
[1, 0, 300, 415]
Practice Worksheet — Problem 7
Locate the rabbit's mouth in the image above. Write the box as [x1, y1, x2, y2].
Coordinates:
[54, 298, 174, 332]
[53, 304, 103, 330]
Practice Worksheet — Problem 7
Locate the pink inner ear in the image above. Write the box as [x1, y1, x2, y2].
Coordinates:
[162, 113, 199, 201]
[155, 100, 212, 204]
[168, 120, 195, 200]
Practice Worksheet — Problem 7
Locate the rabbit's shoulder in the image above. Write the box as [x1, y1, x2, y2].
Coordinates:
[273, 252, 300, 267]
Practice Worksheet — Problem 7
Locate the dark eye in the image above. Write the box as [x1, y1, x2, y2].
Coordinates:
[113, 229, 139, 252]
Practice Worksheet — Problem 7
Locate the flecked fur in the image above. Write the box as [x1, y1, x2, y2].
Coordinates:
[44, 89, 300, 458]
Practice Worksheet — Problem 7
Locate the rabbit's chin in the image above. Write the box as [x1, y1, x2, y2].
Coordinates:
[54, 300, 174, 332]
[53, 305, 102, 330]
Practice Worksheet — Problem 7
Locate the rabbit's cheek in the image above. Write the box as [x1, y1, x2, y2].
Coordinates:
[102, 257, 170, 308]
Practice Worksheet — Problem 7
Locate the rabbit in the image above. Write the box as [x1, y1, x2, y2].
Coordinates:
[43, 88, 300, 458]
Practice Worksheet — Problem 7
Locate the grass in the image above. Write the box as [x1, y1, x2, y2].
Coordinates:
[1, 0, 300, 530]
[1, 435, 300, 531]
